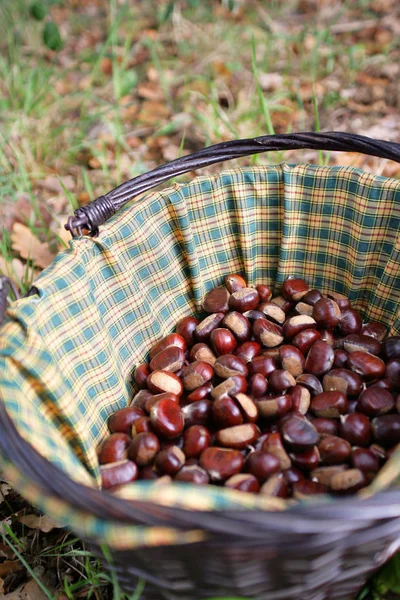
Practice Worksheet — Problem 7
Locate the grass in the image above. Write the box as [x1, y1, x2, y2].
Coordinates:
[0, 0, 400, 597]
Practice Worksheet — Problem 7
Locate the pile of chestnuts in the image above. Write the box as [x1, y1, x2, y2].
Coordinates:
[98, 275, 400, 500]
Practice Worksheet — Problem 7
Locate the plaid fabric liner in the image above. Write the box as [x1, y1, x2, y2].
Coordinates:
[0, 163, 399, 549]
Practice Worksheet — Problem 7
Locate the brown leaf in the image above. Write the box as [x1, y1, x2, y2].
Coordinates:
[4, 578, 53, 599]
[0, 560, 23, 578]
[138, 101, 170, 124]
[0, 542, 15, 559]
[37, 175, 74, 194]
[18, 514, 61, 533]
[11, 224, 56, 270]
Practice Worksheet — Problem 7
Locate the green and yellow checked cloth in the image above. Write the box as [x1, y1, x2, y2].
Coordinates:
[0, 163, 399, 549]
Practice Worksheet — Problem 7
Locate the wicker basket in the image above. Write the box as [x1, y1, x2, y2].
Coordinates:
[0, 132, 400, 600]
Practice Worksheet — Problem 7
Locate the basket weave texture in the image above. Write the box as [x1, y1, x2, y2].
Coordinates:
[0, 160, 400, 599]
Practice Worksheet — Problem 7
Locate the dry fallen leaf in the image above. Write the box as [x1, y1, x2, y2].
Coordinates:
[0, 542, 15, 559]
[37, 175, 74, 194]
[18, 514, 61, 533]
[0, 560, 23, 578]
[11, 224, 56, 270]
[4, 578, 54, 600]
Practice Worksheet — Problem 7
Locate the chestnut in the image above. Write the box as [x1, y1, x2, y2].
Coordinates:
[318, 435, 351, 465]
[305, 341, 334, 376]
[150, 346, 185, 373]
[216, 423, 260, 449]
[260, 474, 289, 498]
[212, 395, 244, 428]
[225, 473, 260, 493]
[371, 415, 400, 447]
[386, 359, 400, 388]
[302, 289, 323, 306]
[183, 425, 211, 458]
[296, 373, 323, 396]
[250, 355, 278, 378]
[339, 413, 371, 447]
[214, 354, 248, 378]
[333, 349, 348, 368]
[246, 450, 280, 480]
[175, 465, 210, 485]
[134, 363, 150, 388]
[181, 361, 214, 390]
[175, 316, 199, 348]
[234, 392, 259, 423]
[190, 343, 217, 365]
[195, 313, 225, 342]
[222, 312, 251, 343]
[186, 382, 213, 403]
[268, 369, 296, 393]
[361, 321, 387, 342]
[351, 448, 379, 475]
[259, 302, 286, 324]
[282, 278, 309, 301]
[343, 334, 382, 356]
[199, 447, 245, 481]
[339, 308, 362, 335]
[290, 446, 320, 471]
[270, 296, 293, 314]
[149, 333, 186, 360]
[312, 298, 341, 329]
[327, 291, 351, 311]
[131, 389, 154, 410]
[98, 433, 130, 464]
[210, 375, 247, 401]
[225, 274, 246, 293]
[253, 319, 284, 347]
[155, 446, 185, 475]
[357, 387, 395, 417]
[290, 385, 311, 414]
[108, 406, 145, 434]
[311, 465, 348, 487]
[182, 399, 212, 428]
[279, 345, 305, 377]
[210, 328, 237, 356]
[282, 315, 317, 340]
[100, 460, 138, 489]
[248, 373, 268, 398]
[292, 480, 328, 498]
[311, 417, 339, 437]
[257, 394, 292, 419]
[292, 328, 322, 354]
[229, 288, 260, 313]
[347, 351, 386, 381]
[311, 391, 348, 418]
[150, 399, 184, 439]
[281, 414, 319, 452]
[330, 468, 368, 493]
[147, 370, 184, 396]
[322, 368, 363, 397]
[235, 341, 262, 363]
[262, 432, 291, 470]
[203, 286, 230, 313]
[128, 432, 160, 466]
[256, 284, 272, 302]
[383, 336, 400, 360]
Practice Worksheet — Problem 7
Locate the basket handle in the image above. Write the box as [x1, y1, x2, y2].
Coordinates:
[64, 131, 400, 237]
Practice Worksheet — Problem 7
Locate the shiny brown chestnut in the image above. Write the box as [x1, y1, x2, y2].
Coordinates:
[175, 316, 199, 348]
[383, 336, 400, 360]
[134, 364, 150, 388]
[214, 354, 249, 378]
[351, 448, 380, 475]
[225, 473, 260, 493]
[311, 390, 348, 418]
[372, 415, 400, 447]
[149, 333, 186, 360]
[302, 289, 323, 306]
[235, 341, 262, 363]
[150, 399, 184, 439]
[386, 359, 400, 389]
[248, 373, 268, 398]
[292, 480, 328, 498]
[305, 341, 334, 376]
[186, 382, 213, 403]
[260, 474, 289, 498]
[281, 414, 319, 452]
[313, 298, 341, 329]
[339, 308, 362, 336]
[175, 465, 210, 485]
[210, 328, 237, 356]
[246, 450, 280, 480]
[282, 315, 317, 340]
[311, 465, 348, 487]
[343, 334, 382, 356]
[128, 432, 160, 466]
[199, 447, 245, 481]
[155, 446, 185, 475]
[203, 286, 230, 313]
[234, 393, 259, 423]
[216, 423, 260, 449]
[339, 413, 371, 447]
[311, 417, 339, 437]
[100, 460, 138, 489]
[222, 311, 252, 343]
[322, 368, 363, 397]
[98, 433, 131, 464]
[330, 468, 368, 493]
[229, 287, 260, 313]
[183, 425, 211, 458]
[108, 406, 145, 434]
[333, 349, 348, 368]
[257, 394, 292, 419]
[292, 328, 322, 354]
[282, 278, 309, 301]
[253, 319, 284, 347]
[181, 361, 214, 391]
[225, 274, 246, 293]
[326, 291, 351, 311]
[250, 355, 278, 377]
[212, 395, 244, 428]
[195, 312, 225, 342]
[279, 345, 305, 377]
[210, 375, 247, 401]
[147, 370, 184, 396]
[318, 435, 351, 465]
[189, 343, 217, 366]
[182, 399, 212, 428]
[290, 446, 320, 471]
[347, 351, 386, 381]
[256, 284, 272, 302]
[361, 321, 387, 342]
[296, 373, 324, 396]
[262, 432, 291, 471]
[259, 302, 286, 324]
[357, 387, 395, 417]
[290, 385, 311, 414]
[268, 369, 296, 393]
[150, 346, 185, 373]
